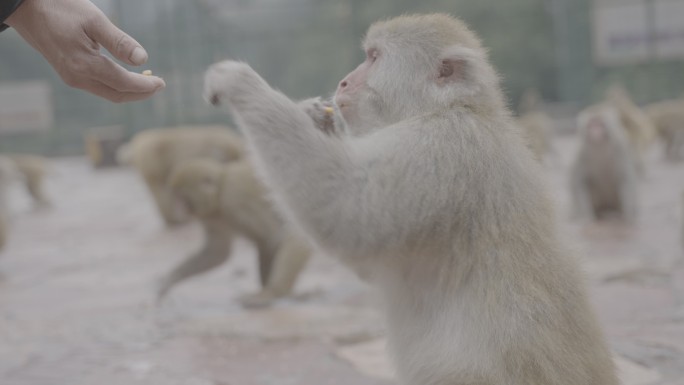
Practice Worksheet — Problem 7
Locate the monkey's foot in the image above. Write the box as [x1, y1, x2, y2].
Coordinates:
[238, 290, 283, 309]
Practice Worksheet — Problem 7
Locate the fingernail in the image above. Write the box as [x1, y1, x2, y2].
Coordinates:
[130, 47, 148, 65]
[155, 78, 166, 89]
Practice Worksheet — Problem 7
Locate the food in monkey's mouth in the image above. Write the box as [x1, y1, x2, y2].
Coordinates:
[142, 70, 153, 76]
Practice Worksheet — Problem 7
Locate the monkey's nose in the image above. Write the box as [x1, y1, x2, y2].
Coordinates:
[339, 80, 348, 89]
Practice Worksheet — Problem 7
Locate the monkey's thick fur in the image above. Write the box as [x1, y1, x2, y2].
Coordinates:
[570, 104, 639, 223]
[205, 14, 617, 385]
[157, 159, 310, 307]
[119, 126, 245, 227]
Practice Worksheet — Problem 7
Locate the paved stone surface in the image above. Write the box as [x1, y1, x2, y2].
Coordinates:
[0, 134, 683, 384]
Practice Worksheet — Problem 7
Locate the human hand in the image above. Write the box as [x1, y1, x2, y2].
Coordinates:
[5, 0, 165, 102]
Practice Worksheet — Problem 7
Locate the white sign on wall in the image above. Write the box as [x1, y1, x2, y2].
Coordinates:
[0, 81, 53, 134]
[593, 0, 684, 65]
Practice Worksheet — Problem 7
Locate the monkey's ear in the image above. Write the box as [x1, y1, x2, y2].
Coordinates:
[437, 46, 483, 86]
[438, 59, 465, 83]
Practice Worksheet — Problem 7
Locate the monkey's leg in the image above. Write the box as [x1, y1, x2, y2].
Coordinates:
[240, 237, 311, 308]
[634, 152, 646, 176]
[157, 219, 232, 301]
[255, 242, 278, 287]
[618, 180, 638, 223]
[570, 167, 595, 222]
[672, 129, 684, 161]
[145, 178, 187, 227]
[26, 174, 49, 208]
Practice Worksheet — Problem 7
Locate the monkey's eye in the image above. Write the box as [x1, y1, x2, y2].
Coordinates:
[366, 49, 379, 63]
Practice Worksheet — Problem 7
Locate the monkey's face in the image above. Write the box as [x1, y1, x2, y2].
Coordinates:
[586, 117, 608, 143]
[334, 15, 500, 135]
[334, 47, 390, 135]
[579, 106, 622, 145]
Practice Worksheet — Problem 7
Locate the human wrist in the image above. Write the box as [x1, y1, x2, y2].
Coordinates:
[0, 0, 27, 32]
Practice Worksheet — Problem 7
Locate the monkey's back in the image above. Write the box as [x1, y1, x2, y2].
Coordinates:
[130, 126, 244, 181]
[218, 162, 285, 247]
[381, 116, 617, 385]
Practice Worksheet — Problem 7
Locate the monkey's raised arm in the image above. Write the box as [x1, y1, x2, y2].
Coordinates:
[204, 62, 411, 256]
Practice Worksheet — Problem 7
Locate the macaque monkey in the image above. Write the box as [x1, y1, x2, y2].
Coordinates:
[157, 159, 311, 307]
[118, 126, 245, 227]
[605, 85, 657, 172]
[644, 97, 684, 161]
[515, 89, 554, 162]
[6, 154, 50, 208]
[204, 13, 617, 385]
[570, 104, 639, 223]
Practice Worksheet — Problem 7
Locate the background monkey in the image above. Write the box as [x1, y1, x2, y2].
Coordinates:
[157, 159, 311, 307]
[6, 154, 51, 209]
[644, 96, 684, 161]
[570, 104, 639, 223]
[118, 126, 245, 227]
[605, 85, 657, 172]
[205, 13, 617, 385]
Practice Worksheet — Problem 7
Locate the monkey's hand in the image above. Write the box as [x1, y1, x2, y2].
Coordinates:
[298, 97, 337, 135]
[204, 60, 268, 107]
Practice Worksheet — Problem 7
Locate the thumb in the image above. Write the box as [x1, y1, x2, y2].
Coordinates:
[85, 13, 148, 66]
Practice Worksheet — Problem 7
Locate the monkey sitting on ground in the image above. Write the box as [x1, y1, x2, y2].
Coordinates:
[157, 159, 311, 307]
[570, 104, 639, 223]
[644, 96, 684, 161]
[117, 126, 245, 227]
[204, 13, 617, 385]
[5, 154, 51, 209]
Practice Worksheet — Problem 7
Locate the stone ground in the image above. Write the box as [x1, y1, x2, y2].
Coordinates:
[0, 135, 684, 385]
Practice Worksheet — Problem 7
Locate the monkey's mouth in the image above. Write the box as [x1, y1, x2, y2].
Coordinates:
[334, 95, 351, 110]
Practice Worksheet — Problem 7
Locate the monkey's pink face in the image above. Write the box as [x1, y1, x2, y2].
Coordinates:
[334, 48, 379, 123]
[586, 117, 608, 142]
